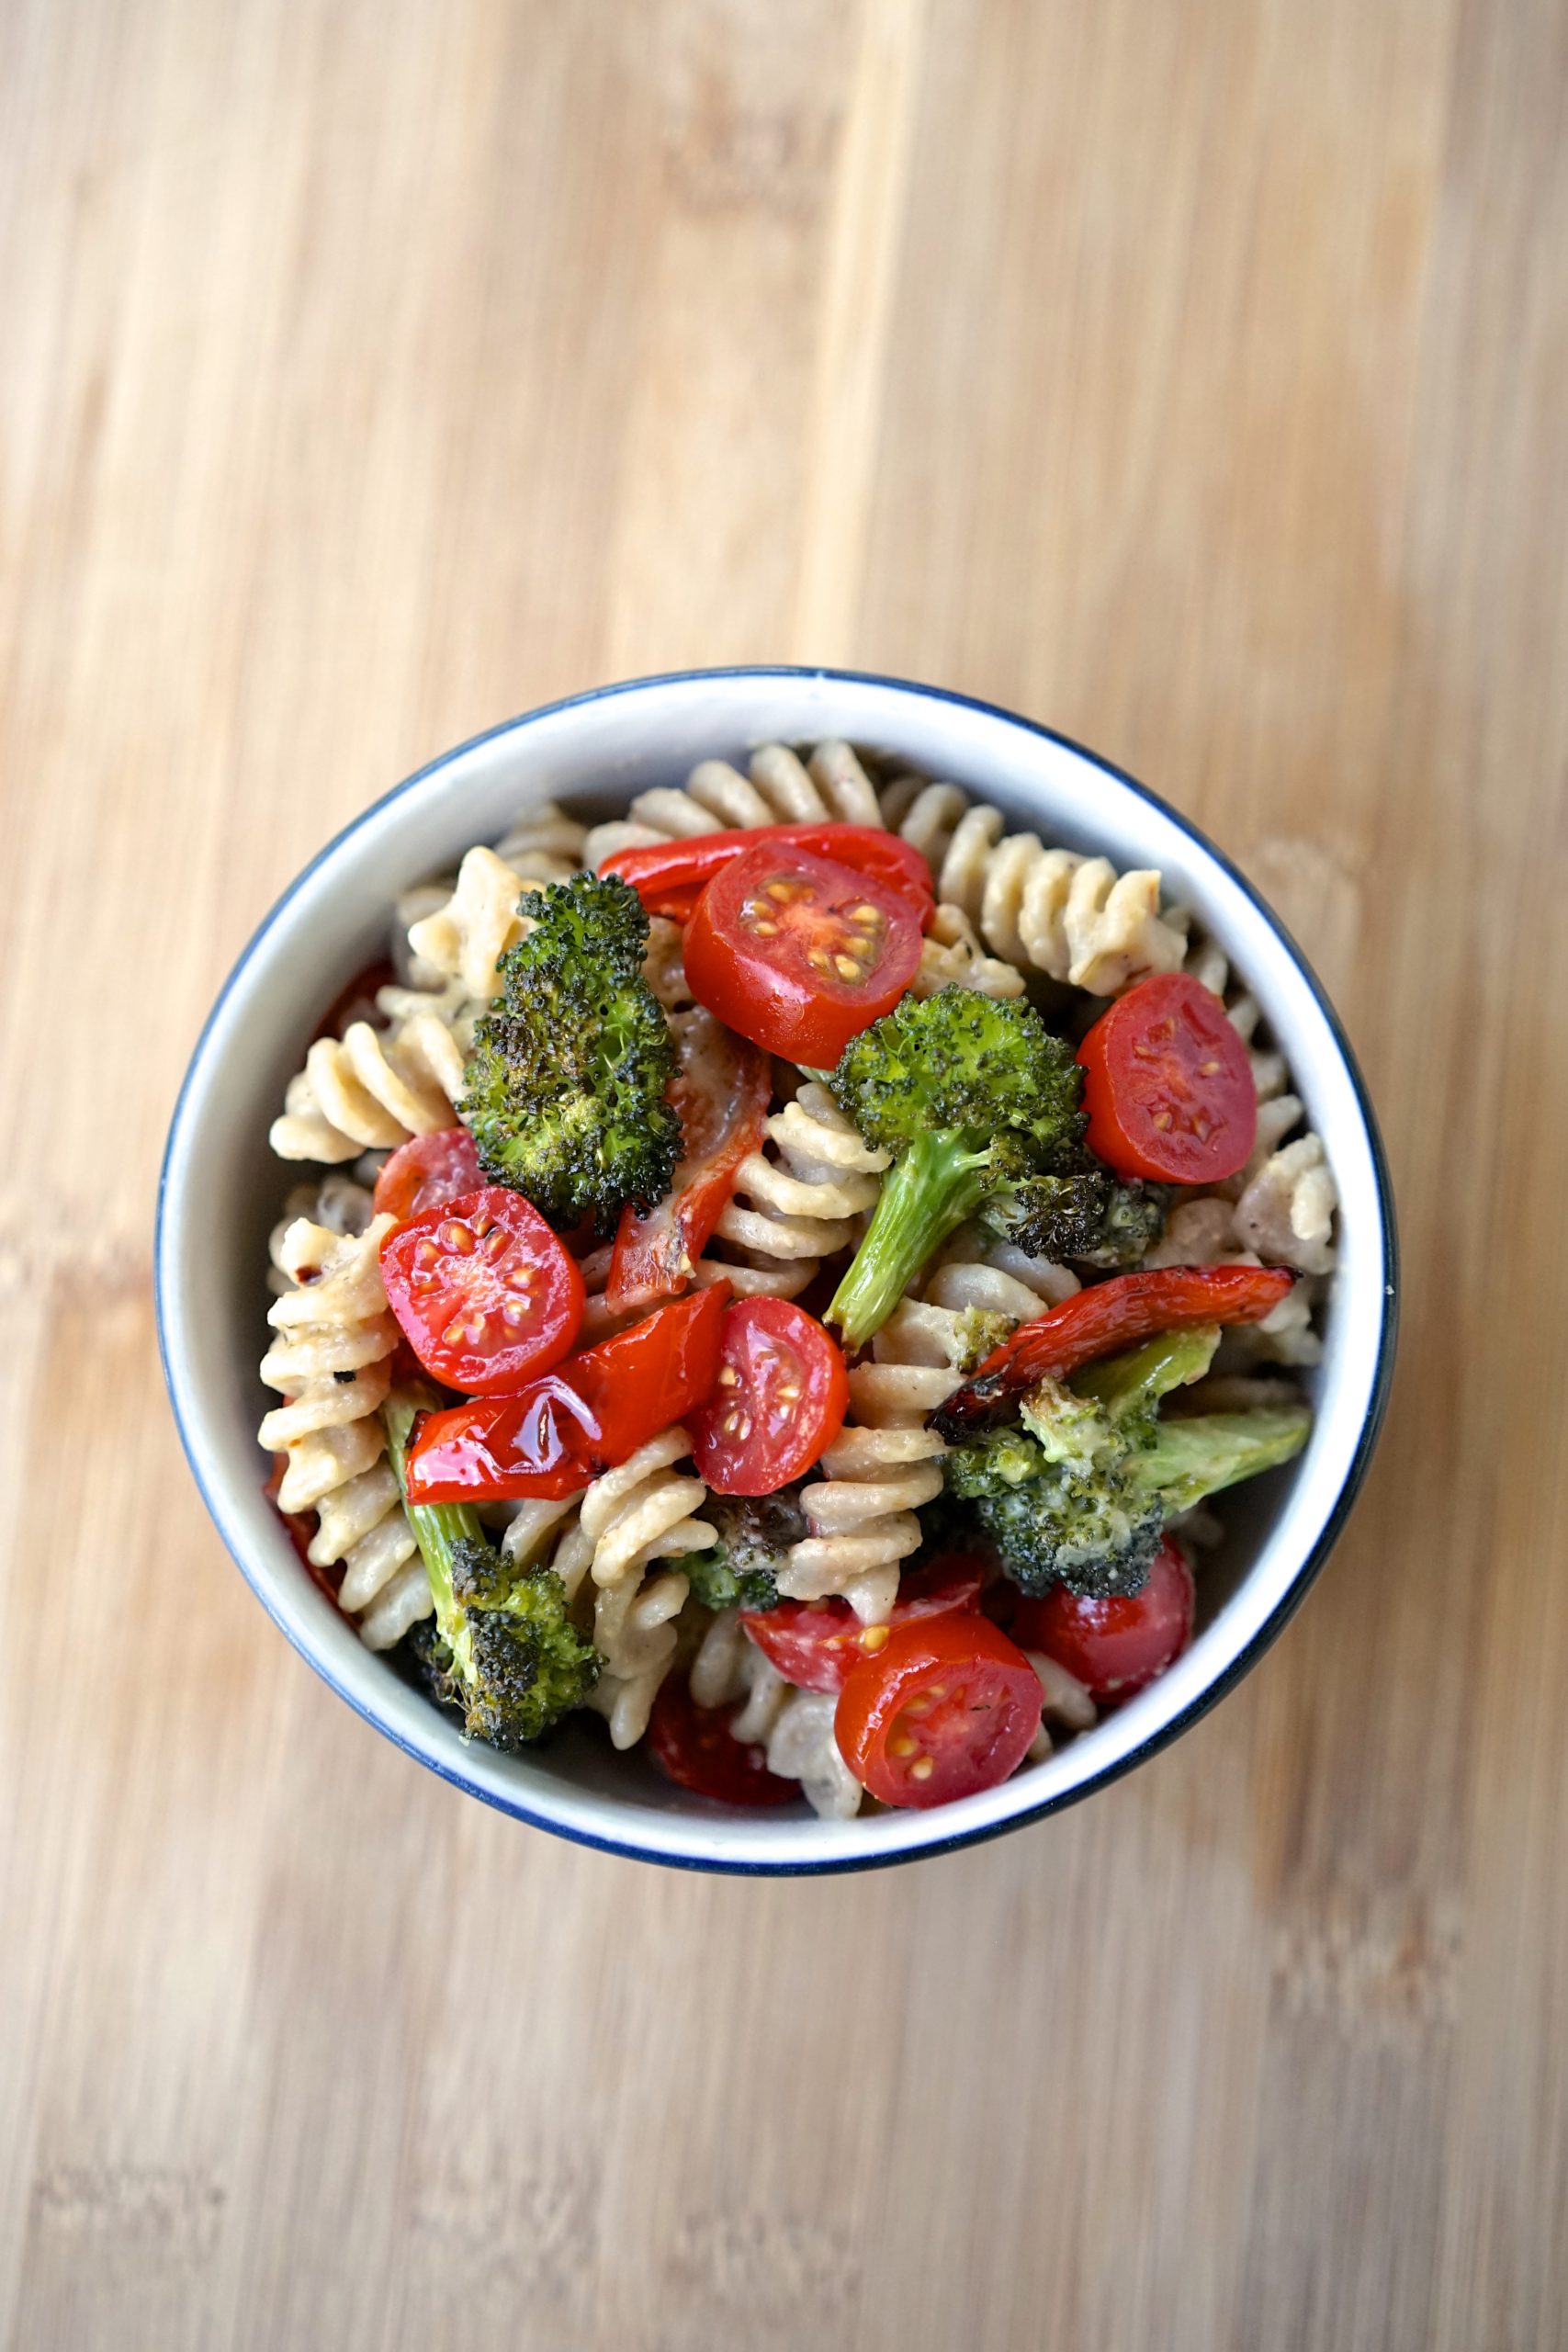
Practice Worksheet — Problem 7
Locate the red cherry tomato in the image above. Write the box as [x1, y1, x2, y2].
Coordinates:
[743, 1557, 985, 1692]
[405, 1283, 729, 1503]
[692, 1298, 849, 1496]
[682, 843, 923, 1066]
[607, 1014, 771, 1310]
[373, 1127, 484, 1223]
[1011, 1539, 1195, 1702]
[604, 824, 937, 929]
[379, 1186, 585, 1396]
[646, 1672, 802, 1805]
[835, 1615, 1043, 1809]
[1077, 972, 1257, 1183]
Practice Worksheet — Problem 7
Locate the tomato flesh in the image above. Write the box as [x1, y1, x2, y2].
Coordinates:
[405, 1283, 729, 1502]
[373, 1127, 483, 1223]
[646, 1673, 801, 1805]
[379, 1186, 584, 1396]
[1012, 1539, 1195, 1702]
[682, 843, 922, 1066]
[604, 824, 937, 929]
[607, 1014, 771, 1310]
[1077, 972, 1257, 1183]
[692, 1298, 849, 1496]
[835, 1616, 1043, 1809]
[744, 1557, 985, 1692]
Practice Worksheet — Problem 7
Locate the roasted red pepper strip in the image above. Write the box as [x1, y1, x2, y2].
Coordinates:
[405, 1281, 731, 1502]
[933, 1264, 1295, 1435]
[604, 824, 937, 928]
[607, 1012, 771, 1310]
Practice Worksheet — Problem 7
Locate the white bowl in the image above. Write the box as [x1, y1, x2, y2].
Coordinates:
[157, 668, 1397, 1873]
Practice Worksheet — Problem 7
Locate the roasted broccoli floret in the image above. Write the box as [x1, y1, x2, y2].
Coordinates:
[981, 1167, 1168, 1267]
[384, 1395, 599, 1747]
[826, 989, 1085, 1348]
[943, 1391, 1167, 1599]
[670, 1490, 807, 1612]
[940, 1324, 1310, 1599]
[459, 872, 681, 1233]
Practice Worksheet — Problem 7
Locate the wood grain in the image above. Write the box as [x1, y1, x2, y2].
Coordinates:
[3, 2, 1565, 2345]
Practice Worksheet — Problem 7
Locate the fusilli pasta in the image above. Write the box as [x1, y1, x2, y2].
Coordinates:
[690, 1611, 863, 1820]
[582, 740, 885, 873]
[905, 798, 1187, 994]
[258, 1215, 431, 1649]
[548, 1427, 715, 1749]
[269, 1001, 467, 1163]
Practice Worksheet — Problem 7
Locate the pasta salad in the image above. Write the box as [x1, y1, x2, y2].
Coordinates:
[260, 741, 1335, 1817]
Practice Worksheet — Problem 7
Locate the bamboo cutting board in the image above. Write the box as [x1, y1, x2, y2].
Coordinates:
[4, 3, 1566, 2346]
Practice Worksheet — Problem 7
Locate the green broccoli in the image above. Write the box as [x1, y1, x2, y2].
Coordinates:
[940, 1326, 1310, 1599]
[825, 989, 1086, 1349]
[383, 1394, 599, 1747]
[459, 872, 681, 1233]
[669, 1490, 807, 1612]
[981, 1167, 1168, 1267]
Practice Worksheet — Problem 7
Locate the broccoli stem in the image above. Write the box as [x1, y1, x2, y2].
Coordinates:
[1072, 1325, 1220, 1419]
[1131, 1406, 1312, 1513]
[826, 1128, 994, 1351]
[382, 1392, 479, 1668]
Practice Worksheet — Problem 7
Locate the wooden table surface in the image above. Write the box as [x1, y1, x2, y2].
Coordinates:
[6, 3, 1566, 2346]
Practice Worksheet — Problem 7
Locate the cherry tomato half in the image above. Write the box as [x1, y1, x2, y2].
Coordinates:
[646, 1673, 801, 1805]
[1077, 972, 1257, 1184]
[743, 1557, 985, 1692]
[405, 1282, 729, 1503]
[835, 1615, 1043, 1809]
[1011, 1539, 1195, 1703]
[692, 1298, 849, 1496]
[682, 843, 923, 1066]
[604, 824, 937, 929]
[607, 1013, 771, 1310]
[373, 1127, 483, 1223]
[379, 1186, 585, 1396]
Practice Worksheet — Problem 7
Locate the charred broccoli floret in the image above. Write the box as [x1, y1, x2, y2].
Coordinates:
[384, 1394, 599, 1747]
[459, 872, 681, 1232]
[826, 989, 1085, 1348]
[940, 1324, 1310, 1599]
[981, 1167, 1168, 1267]
[670, 1489, 807, 1612]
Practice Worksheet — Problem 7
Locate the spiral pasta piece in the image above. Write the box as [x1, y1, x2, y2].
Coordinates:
[705, 1081, 887, 1299]
[269, 1001, 467, 1164]
[548, 1427, 716, 1749]
[910, 903, 1026, 1001]
[690, 1612, 861, 1820]
[784, 1236, 1076, 1623]
[396, 805, 585, 989]
[258, 1216, 430, 1649]
[405, 846, 536, 1003]
[1144, 1196, 1324, 1364]
[581, 740, 885, 871]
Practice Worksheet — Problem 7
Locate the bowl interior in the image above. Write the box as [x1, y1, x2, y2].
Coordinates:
[158, 670, 1393, 1871]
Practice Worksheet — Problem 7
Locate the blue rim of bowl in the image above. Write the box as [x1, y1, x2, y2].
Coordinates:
[156, 664, 1400, 1875]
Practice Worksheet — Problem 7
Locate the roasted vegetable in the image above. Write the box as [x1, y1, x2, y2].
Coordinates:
[460, 873, 681, 1233]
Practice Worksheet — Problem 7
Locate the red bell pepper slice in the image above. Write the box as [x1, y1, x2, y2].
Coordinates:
[405, 1282, 730, 1503]
[933, 1264, 1295, 1434]
[603, 823, 936, 928]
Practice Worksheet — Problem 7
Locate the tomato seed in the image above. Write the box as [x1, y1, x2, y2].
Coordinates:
[834, 955, 861, 980]
[908, 1757, 934, 1782]
[440, 1219, 475, 1254]
[889, 1733, 918, 1758]
[859, 1624, 890, 1653]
